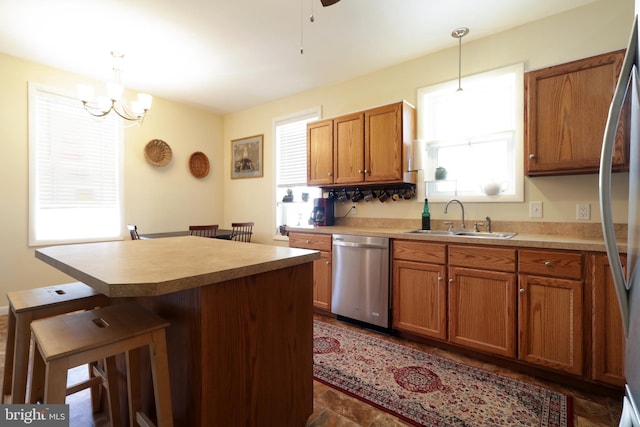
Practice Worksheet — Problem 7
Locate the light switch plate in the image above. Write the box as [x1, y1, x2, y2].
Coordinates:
[529, 201, 543, 218]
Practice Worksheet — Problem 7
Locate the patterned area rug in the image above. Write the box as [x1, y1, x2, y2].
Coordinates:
[313, 320, 572, 427]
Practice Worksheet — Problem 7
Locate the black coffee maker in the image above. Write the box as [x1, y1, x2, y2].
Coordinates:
[310, 198, 335, 226]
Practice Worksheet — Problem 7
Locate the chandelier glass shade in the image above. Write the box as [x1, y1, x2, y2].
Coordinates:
[78, 52, 152, 124]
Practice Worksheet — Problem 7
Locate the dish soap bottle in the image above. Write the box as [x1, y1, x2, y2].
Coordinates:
[421, 198, 431, 230]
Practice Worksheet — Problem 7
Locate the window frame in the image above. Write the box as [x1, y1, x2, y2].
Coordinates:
[273, 107, 322, 240]
[417, 63, 524, 203]
[28, 82, 125, 246]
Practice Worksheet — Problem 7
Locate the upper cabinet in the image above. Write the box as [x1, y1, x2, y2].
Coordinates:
[307, 101, 416, 187]
[524, 50, 629, 176]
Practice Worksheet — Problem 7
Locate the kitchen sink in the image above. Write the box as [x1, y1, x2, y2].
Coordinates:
[404, 229, 517, 239]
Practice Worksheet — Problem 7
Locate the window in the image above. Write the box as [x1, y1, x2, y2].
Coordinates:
[28, 83, 124, 246]
[417, 63, 524, 202]
[274, 108, 321, 236]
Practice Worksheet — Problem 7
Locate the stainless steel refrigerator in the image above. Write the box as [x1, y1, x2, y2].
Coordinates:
[600, 10, 640, 427]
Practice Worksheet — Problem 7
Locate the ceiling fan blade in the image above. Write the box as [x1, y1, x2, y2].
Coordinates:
[321, 0, 340, 6]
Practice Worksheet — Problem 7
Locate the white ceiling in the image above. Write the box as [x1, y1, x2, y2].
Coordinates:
[0, 0, 597, 114]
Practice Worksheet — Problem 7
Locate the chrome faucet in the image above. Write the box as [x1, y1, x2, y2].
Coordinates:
[485, 216, 492, 233]
[444, 199, 465, 229]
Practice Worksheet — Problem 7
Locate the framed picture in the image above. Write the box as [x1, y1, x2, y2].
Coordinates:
[231, 134, 264, 179]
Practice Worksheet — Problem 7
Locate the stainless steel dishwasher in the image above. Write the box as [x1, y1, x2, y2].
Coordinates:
[331, 234, 390, 328]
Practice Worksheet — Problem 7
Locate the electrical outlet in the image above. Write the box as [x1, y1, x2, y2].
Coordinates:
[576, 203, 590, 220]
[351, 205, 358, 216]
[529, 201, 543, 218]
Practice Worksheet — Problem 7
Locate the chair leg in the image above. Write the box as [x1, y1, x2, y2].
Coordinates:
[149, 329, 173, 427]
[2, 310, 17, 402]
[89, 361, 103, 413]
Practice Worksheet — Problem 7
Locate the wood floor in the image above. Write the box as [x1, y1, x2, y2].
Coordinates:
[0, 314, 624, 426]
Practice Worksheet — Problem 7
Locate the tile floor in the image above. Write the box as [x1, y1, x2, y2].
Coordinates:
[0, 314, 624, 426]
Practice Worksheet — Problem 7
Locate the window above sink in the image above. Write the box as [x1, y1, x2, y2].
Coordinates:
[416, 63, 525, 203]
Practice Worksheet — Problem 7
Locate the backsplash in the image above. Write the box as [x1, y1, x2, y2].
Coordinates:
[336, 217, 628, 240]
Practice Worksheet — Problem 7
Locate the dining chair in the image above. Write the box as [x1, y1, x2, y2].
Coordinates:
[189, 224, 219, 238]
[230, 222, 254, 242]
[127, 224, 141, 240]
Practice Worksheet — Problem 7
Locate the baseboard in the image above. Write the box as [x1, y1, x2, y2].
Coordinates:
[0, 305, 8, 315]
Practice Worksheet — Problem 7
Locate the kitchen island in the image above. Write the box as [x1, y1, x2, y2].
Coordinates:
[35, 236, 320, 426]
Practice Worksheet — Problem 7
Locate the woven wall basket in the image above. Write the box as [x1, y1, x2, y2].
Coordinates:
[189, 151, 210, 178]
[144, 139, 173, 166]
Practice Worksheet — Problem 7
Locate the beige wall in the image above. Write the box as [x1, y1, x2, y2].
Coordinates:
[0, 54, 224, 300]
[223, 0, 633, 243]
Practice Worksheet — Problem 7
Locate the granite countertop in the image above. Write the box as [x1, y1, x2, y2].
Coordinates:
[36, 236, 320, 297]
[286, 220, 627, 253]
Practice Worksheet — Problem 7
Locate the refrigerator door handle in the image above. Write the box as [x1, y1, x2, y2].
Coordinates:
[599, 16, 637, 337]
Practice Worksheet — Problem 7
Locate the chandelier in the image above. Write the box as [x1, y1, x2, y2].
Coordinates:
[77, 52, 152, 125]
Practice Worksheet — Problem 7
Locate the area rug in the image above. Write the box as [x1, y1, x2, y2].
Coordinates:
[313, 320, 572, 427]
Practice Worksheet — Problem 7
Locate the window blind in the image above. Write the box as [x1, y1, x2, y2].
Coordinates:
[29, 83, 123, 244]
[275, 112, 318, 188]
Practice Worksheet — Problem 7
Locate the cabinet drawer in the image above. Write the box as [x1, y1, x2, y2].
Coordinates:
[288, 232, 332, 252]
[393, 240, 446, 264]
[519, 249, 583, 279]
[449, 245, 516, 272]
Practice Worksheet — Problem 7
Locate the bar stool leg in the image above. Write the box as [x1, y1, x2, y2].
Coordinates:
[104, 356, 123, 427]
[29, 341, 45, 404]
[126, 348, 142, 427]
[149, 329, 173, 427]
[2, 309, 17, 402]
[11, 312, 34, 404]
[43, 359, 68, 404]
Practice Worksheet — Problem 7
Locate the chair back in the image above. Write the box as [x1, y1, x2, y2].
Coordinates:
[127, 224, 141, 240]
[230, 222, 254, 242]
[189, 224, 219, 238]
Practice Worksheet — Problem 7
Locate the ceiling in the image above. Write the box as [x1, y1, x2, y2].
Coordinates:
[0, 0, 597, 114]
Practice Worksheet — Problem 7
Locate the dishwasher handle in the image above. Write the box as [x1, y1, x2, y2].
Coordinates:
[333, 240, 387, 249]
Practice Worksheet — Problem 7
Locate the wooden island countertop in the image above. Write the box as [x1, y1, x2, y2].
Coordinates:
[35, 236, 320, 427]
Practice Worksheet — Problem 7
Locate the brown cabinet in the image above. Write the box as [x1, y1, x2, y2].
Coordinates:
[307, 119, 334, 186]
[288, 232, 333, 310]
[448, 245, 517, 357]
[589, 252, 626, 386]
[306, 101, 416, 186]
[518, 249, 584, 375]
[392, 240, 447, 339]
[524, 50, 629, 176]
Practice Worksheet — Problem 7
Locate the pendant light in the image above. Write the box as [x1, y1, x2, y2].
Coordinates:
[451, 27, 469, 92]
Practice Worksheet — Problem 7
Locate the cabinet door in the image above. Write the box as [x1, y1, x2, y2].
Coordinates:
[518, 274, 583, 375]
[525, 50, 629, 176]
[333, 112, 365, 184]
[307, 119, 334, 185]
[448, 266, 517, 357]
[393, 260, 447, 339]
[365, 103, 404, 182]
[313, 251, 332, 310]
[591, 253, 626, 386]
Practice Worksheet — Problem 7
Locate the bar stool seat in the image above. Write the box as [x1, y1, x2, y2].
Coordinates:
[2, 282, 110, 404]
[30, 302, 174, 427]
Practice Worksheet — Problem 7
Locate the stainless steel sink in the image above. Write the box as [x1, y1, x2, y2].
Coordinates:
[404, 229, 517, 239]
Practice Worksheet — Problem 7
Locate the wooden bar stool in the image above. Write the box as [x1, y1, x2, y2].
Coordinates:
[2, 282, 110, 404]
[29, 302, 174, 427]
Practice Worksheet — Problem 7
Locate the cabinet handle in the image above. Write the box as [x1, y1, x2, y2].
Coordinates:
[520, 288, 525, 294]
[358, 170, 363, 174]
[363, 169, 369, 174]
[544, 261, 552, 267]
[438, 277, 443, 282]
[448, 278, 454, 284]
[327, 172, 332, 176]
[326, 261, 331, 265]
[306, 240, 310, 244]
[529, 154, 537, 159]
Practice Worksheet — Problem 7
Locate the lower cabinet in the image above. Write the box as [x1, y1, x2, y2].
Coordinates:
[517, 249, 584, 376]
[448, 245, 517, 358]
[288, 232, 332, 311]
[392, 240, 447, 339]
[590, 252, 626, 386]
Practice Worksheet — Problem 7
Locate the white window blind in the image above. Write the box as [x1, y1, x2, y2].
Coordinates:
[276, 111, 318, 187]
[29, 83, 124, 245]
